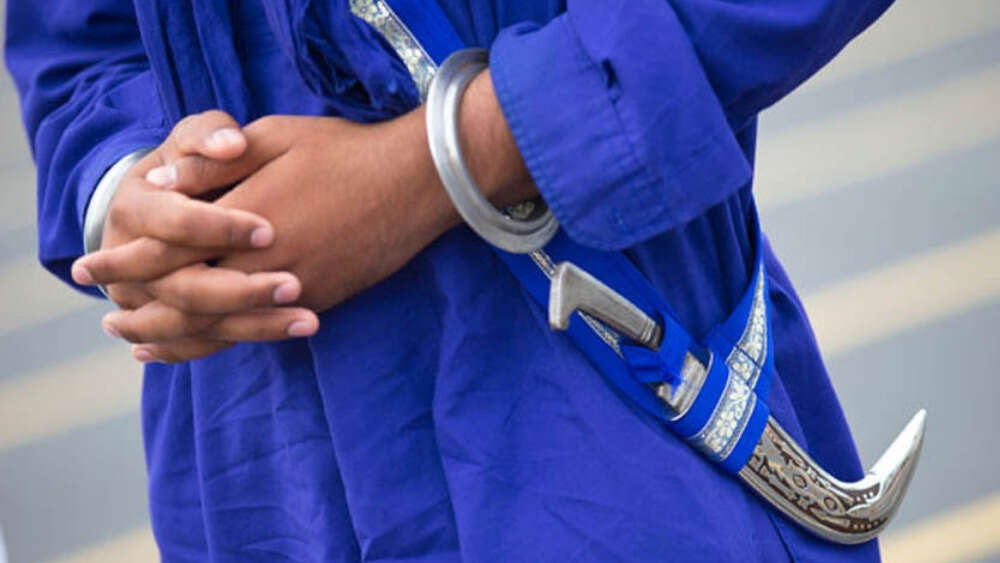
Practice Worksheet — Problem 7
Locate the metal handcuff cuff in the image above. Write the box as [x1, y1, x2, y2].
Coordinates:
[425, 48, 558, 254]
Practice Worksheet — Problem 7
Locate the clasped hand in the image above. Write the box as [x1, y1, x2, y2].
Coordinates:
[72, 109, 460, 363]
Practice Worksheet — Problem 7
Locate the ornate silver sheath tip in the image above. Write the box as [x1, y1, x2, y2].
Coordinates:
[547, 260, 927, 545]
[739, 410, 926, 544]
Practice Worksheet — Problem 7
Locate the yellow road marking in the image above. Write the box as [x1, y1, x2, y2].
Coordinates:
[804, 228, 1000, 359]
[0, 348, 140, 450]
[0, 255, 100, 338]
[755, 63, 1000, 211]
[43, 527, 156, 563]
[807, 0, 1000, 88]
[42, 493, 1000, 563]
[882, 491, 1000, 563]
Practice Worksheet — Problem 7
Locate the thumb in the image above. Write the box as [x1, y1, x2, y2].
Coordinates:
[166, 109, 248, 162]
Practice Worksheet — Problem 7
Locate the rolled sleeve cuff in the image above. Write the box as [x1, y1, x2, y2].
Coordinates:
[40, 129, 163, 297]
[490, 14, 752, 251]
[75, 130, 163, 234]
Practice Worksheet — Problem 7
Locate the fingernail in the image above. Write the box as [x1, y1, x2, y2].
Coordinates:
[72, 264, 95, 285]
[133, 348, 159, 363]
[287, 320, 314, 338]
[250, 226, 274, 248]
[102, 320, 121, 339]
[145, 164, 177, 187]
[273, 281, 298, 304]
[206, 128, 243, 150]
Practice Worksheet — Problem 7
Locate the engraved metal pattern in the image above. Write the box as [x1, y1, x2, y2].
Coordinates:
[726, 271, 767, 389]
[689, 369, 756, 460]
[349, 0, 437, 99]
[738, 412, 926, 544]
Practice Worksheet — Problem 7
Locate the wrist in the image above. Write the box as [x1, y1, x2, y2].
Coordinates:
[380, 108, 465, 242]
[84, 148, 152, 254]
[457, 70, 537, 207]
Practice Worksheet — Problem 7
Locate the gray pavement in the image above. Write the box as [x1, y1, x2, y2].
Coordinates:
[0, 0, 998, 561]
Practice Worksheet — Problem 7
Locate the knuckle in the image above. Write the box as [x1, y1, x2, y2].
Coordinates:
[146, 239, 171, 265]
[201, 109, 233, 125]
[169, 281, 196, 312]
[250, 114, 278, 133]
[173, 114, 195, 132]
[175, 314, 204, 338]
[106, 286, 129, 308]
[90, 255, 122, 283]
[116, 324, 144, 344]
[186, 155, 209, 181]
[172, 114, 197, 140]
[152, 347, 182, 364]
[106, 200, 130, 229]
[222, 216, 239, 248]
[233, 281, 263, 309]
[108, 284, 147, 309]
[202, 317, 229, 340]
[118, 294, 146, 311]
[164, 210, 196, 242]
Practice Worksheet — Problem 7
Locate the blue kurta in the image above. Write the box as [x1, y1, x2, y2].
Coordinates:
[6, 0, 892, 560]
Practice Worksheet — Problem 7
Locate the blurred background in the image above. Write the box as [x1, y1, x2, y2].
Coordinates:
[0, 0, 998, 561]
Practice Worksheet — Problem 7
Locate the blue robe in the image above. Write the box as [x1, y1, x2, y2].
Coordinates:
[6, 0, 892, 560]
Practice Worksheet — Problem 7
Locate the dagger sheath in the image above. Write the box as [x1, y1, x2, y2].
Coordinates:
[550, 261, 926, 544]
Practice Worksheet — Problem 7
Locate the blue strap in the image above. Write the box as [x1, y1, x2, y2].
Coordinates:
[376, 0, 772, 473]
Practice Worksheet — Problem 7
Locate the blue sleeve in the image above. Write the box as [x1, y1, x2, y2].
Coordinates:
[5, 0, 167, 295]
[489, 0, 893, 250]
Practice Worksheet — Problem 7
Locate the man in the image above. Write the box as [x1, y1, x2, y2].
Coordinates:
[7, 0, 895, 560]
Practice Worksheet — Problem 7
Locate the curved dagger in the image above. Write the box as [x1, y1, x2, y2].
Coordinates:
[548, 262, 926, 544]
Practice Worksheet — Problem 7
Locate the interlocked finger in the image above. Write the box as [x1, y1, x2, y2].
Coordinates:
[132, 339, 234, 364]
[104, 300, 217, 343]
[109, 186, 274, 249]
[203, 308, 319, 342]
[74, 237, 211, 286]
[103, 301, 318, 344]
[106, 282, 154, 311]
[148, 265, 302, 314]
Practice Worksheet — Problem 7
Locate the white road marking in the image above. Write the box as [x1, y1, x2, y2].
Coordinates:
[803, 228, 1000, 359]
[0, 255, 102, 338]
[40, 493, 1000, 563]
[806, 0, 1000, 89]
[881, 491, 1000, 563]
[755, 63, 1000, 211]
[43, 526, 156, 563]
[0, 348, 140, 451]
